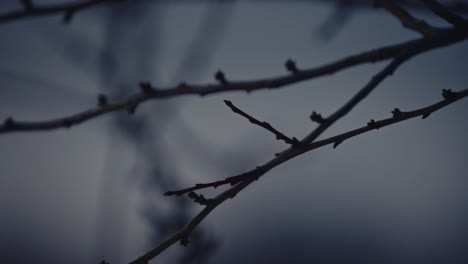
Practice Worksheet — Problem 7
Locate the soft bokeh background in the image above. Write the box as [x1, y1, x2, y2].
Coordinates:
[1, 1, 467, 263]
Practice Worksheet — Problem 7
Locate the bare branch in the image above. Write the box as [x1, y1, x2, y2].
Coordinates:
[374, 0, 437, 36]
[1, 26, 467, 134]
[165, 57, 406, 196]
[134, 88, 468, 263]
[421, 0, 468, 28]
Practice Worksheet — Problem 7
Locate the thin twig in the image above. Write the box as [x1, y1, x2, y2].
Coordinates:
[139, 51, 414, 261]
[374, 0, 437, 36]
[0, 0, 124, 24]
[223, 100, 301, 146]
[165, 57, 406, 196]
[1, 26, 467, 134]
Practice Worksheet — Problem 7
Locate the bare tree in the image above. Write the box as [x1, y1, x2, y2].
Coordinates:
[0, 1, 467, 264]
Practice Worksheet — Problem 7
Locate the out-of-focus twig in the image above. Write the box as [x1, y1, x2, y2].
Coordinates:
[165, 56, 407, 196]
[0, 0, 125, 24]
[421, 0, 468, 28]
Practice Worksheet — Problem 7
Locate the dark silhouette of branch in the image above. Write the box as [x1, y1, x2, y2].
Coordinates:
[1, 23, 467, 134]
[134, 17, 433, 257]
[132, 87, 468, 263]
[165, 56, 407, 196]
[0, 0, 125, 24]
[130, 4, 466, 258]
[223, 100, 301, 146]
[421, 0, 468, 28]
[2, 0, 468, 25]
[374, 0, 437, 36]
[167, 88, 468, 194]
[2, 1, 467, 263]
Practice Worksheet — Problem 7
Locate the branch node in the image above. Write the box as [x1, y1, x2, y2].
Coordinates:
[139, 82, 156, 94]
[20, 0, 34, 11]
[128, 104, 138, 115]
[391, 108, 402, 117]
[367, 119, 380, 129]
[4, 117, 15, 129]
[177, 82, 189, 90]
[188, 191, 211, 205]
[285, 58, 299, 74]
[442, 89, 456, 100]
[180, 237, 190, 247]
[63, 9, 74, 24]
[333, 140, 343, 149]
[310, 111, 326, 124]
[97, 94, 108, 107]
[215, 70, 228, 85]
[422, 112, 431, 119]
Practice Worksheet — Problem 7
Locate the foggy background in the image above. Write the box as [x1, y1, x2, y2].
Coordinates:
[0, 0, 467, 263]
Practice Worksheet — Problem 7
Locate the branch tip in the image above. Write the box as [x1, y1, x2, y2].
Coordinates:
[180, 237, 190, 246]
[63, 9, 74, 24]
[97, 94, 108, 106]
[285, 58, 299, 73]
[215, 70, 227, 84]
[310, 111, 326, 124]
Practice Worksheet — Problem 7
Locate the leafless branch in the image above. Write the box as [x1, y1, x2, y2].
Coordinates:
[1, 24, 467, 134]
[0, 0, 124, 24]
[133, 88, 468, 263]
[131, 3, 467, 256]
[165, 56, 407, 196]
[2, 1, 467, 263]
